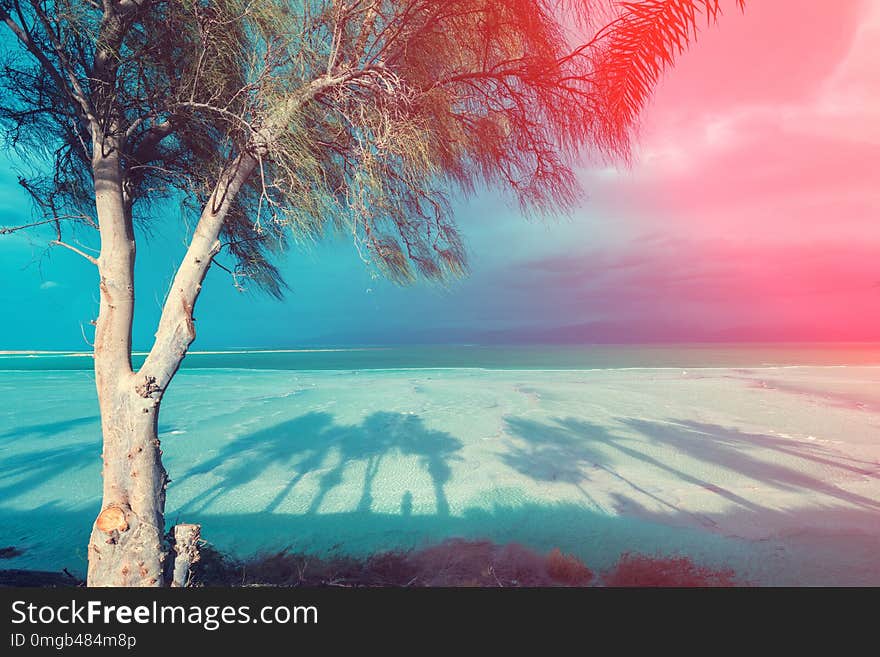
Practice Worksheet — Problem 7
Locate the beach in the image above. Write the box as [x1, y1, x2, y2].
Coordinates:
[1, 347, 879, 585]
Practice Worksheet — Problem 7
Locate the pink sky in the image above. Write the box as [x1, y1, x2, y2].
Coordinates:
[571, 0, 880, 340]
[3, 0, 878, 348]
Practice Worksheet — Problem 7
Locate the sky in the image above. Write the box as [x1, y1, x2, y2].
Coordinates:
[1, 0, 878, 350]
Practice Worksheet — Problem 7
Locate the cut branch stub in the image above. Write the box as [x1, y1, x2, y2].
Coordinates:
[95, 504, 129, 533]
[135, 375, 162, 399]
[171, 523, 201, 588]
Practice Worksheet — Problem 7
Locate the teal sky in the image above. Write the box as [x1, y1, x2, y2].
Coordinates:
[0, 148, 635, 350]
[2, 2, 879, 350]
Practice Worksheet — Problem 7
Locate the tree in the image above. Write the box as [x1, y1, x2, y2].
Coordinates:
[0, 0, 741, 587]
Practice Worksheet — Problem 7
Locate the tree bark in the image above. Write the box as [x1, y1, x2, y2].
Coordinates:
[87, 382, 168, 586]
[86, 78, 328, 587]
[87, 153, 257, 587]
[87, 145, 257, 586]
[140, 153, 258, 390]
[87, 137, 170, 587]
[171, 524, 201, 588]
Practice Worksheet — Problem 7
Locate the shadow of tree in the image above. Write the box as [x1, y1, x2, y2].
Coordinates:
[0, 416, 100, 499]
[0, 442, 98, 499]
[502, 416, 738, 524]
[502, 415, 880, 516]
[0, 416, 99, 440]
[4, 407, 879, 586]
[501, 416, 611, 512]
[620, 418, 880, 511]
[182, 412, 335, 513]
[658, 418, 880, 474]
[728, 373, 880, 415]
[181, 411, 462, 517]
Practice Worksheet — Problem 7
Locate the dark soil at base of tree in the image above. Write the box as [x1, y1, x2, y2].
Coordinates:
[1, 539, 738, 587]
[0, 569, 81, 587]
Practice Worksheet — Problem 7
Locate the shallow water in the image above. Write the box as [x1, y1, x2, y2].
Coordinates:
[1, 348, 879, 585]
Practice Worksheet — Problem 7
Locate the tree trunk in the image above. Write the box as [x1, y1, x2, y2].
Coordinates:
[87, 137, 170, 587]
[87, 379, 168, 587]
[85, 138, 254, 586]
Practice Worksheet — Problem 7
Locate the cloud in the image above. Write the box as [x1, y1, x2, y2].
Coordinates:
[535, 0, 880, 341]
[583, 0, 880, 245]
[511, 236, 880, 341]
[39, 281, 59, 290]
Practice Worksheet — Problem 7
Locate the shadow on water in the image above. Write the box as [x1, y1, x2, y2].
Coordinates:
[0, 443, 98, 499]
[181, 411, 462, 517]
[0, 416, 100, 499]
[620, 418, 880, 511]
[0, 416, 99, 440]
[4, 410, 880, 585]
[502, 416, 880, 515]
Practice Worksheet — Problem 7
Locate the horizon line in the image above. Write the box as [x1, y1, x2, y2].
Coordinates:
[2, 341, 880, 356]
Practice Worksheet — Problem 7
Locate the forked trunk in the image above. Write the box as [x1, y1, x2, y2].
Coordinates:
[83, 84, 263, 586]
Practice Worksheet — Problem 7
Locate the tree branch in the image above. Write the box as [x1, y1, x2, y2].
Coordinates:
[127, 119, 174, 163]
[139, 152, 257, 389]
[50, 239, 99, 265]
[138, 74, 342, 385]
[0, 4, 95, 126]
[1, 215, 94, 235]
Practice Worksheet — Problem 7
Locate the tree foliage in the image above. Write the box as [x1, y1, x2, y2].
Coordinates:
[0, 0, 742, 292]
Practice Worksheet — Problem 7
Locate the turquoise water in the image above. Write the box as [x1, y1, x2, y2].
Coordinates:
[2, 342, 879, 371]
[2, 346, 880, 584]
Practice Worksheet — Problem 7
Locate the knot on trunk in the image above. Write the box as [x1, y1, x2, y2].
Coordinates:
[95, 504, 130, 534]
[135, 375, 162, 398]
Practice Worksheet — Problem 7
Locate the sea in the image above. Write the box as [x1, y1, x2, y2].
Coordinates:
[2, 343, 879, 585]
[2, 342, 880, 371]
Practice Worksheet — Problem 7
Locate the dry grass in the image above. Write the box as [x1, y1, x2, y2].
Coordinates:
[602, 552, 737, 587]
[194, 540, 738, 588]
